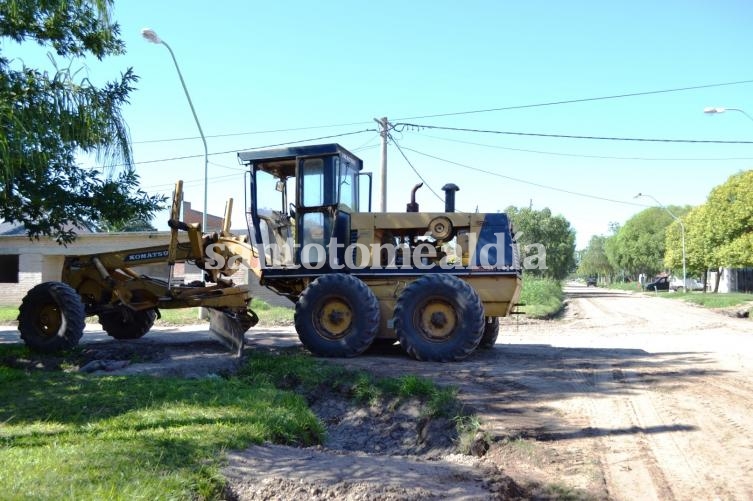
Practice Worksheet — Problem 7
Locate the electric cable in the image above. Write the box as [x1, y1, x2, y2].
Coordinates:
[394, 123, 753, 144]
[415, 133, 753, 162]
[130, 79, 753, 144]
[400, 145, 651, 208]
[394, 79, 753, 120]
[132, 120, 374, 144]
[114, 129, 376, 168]
[388, 135, 445, 203]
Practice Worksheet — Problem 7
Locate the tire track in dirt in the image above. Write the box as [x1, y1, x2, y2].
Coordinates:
[649, 373, 753, 499]
[585, 364, 679, 501]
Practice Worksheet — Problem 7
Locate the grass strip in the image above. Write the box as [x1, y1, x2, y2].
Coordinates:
[520, 278, 564, 319]
[0, 348, 465, 500]
[660, 291, 753, 309]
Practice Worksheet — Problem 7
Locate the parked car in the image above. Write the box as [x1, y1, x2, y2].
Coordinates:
[645, 276, 670, 291]
[670, 277, 705, 292]
[586, 276, 597, 287]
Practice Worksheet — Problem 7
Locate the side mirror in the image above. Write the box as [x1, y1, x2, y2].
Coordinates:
[275, 181, 285, 192]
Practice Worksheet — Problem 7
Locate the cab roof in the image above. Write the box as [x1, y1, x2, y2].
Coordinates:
[237, 143, 362, 166]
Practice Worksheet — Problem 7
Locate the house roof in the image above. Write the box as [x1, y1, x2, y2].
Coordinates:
[0, 221, 26, 236]
[0, 220, 95, 237]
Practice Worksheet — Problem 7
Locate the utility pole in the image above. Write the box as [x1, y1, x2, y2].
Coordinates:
[374, 117, 389, 212]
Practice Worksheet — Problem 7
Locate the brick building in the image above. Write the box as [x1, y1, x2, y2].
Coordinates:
[182, 201, 224, 232]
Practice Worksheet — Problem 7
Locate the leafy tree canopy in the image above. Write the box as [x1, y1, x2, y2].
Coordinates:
[506, 206, 576, 281]
[0, 0, 164, 243]
[99, 216, 157, 232]
[577, 235, 614, 279]
[664, 204, 713, 275]
[608, 205, 689, 277]
[666, 170, 753, 271]
[704, 170, 753, 267]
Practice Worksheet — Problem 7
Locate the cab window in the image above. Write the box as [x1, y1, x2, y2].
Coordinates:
[301, 158, 325, 207]
[338, 157, 358, 211]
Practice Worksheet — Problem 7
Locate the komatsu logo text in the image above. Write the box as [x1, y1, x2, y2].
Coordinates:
[124, 250, 169, 262]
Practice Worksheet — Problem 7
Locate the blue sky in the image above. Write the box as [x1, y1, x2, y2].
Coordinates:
[6, 0, 753, 247]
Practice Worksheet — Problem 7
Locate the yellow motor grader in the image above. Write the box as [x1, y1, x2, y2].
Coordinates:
[18, 143, 522, 361]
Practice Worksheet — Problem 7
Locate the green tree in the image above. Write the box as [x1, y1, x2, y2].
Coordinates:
[666, 170, 753, 291]
[604, 223, 622, 279]
[0, 0, 164, 243]
[705, 170, 753, 267]
[577, 235, 614, 281]
[608, 206, 689, 277]
[664, 204, 713, 276]
[506, 206, 576, 281]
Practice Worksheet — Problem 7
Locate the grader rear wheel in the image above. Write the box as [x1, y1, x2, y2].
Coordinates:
[18, 281, 86, 352]
[99, 308, 156, 340]
[394, 274, 485, 362]
[294, 274, 380, 357]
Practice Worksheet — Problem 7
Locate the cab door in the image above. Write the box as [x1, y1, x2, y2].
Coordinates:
[297, 156, 335, 267]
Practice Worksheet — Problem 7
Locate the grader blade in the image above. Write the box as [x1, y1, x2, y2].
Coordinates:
[207, 308, 249, 356]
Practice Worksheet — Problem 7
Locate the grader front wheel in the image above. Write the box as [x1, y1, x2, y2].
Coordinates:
[18, 282, 86, 352]
[394, 274, 485, 362]
[294, 274, 380, 357]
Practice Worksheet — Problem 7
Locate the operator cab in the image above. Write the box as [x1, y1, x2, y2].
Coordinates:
[238, 144, 372, 271]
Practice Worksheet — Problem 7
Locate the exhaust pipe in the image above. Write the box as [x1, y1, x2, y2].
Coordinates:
[407, 183, 423, 212]
[442, 183, 459, 212]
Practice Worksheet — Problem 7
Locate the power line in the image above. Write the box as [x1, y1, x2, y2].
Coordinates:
[417, 133, 753, 162]
[130, 80, 753, 145]
[132, 120, 374, 144]
[352, 143, 380, 152]
[400, 145, 650, 208]
[122, 129, 376, 168]
[394, 79, 753, 120]
[139, 130, 379, 191]
[208, 160, 245, 172]
[351, 133, 383, 151]
[388, 135, 444, 203]
[395, 123, 753, 144]
[144, 172, 240, 191]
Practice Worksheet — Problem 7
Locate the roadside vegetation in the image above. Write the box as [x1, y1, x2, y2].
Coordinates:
[0, 307, 17, 324]
[0, 348, 466, 500]
[661, 291, 753, 309]
[521, 277, 565, 318]
[605, 283, 752, 311]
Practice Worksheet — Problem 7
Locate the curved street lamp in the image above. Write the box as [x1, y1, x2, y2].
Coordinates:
[635, 193, 686, 291]
[703, 106, 753, 124]
[142, 28, 209, 232]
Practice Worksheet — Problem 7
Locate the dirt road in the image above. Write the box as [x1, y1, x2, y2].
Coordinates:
[3, 285, 752, 499]
[326, 284, 753, 500]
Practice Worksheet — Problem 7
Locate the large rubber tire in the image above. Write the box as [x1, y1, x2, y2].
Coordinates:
[478, 317, 500, 349]
[294, 274, 380, 357]
[394, 274, 485, 362]
[99, 308, 156, 340]
[18, 281, 85, 352]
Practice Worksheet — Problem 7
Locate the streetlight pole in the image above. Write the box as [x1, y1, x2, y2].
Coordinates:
[703, 106, 753, 124]
[142, 28, 209, 232]
[635, 193, 686, 291]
